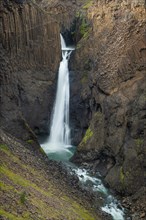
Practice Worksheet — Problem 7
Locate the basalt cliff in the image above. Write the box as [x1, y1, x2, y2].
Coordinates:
[71, 0, 146, 195]
[70, 0, 146, 217]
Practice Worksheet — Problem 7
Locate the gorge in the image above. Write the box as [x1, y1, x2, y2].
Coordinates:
[41, 34, 125, 220]
[0, 0, 146, 220]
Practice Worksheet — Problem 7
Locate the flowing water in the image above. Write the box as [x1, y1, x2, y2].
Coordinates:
[40, 35, 126, 220]
[41, 35, 75, 161]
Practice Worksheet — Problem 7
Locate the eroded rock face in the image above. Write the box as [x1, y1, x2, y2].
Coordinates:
[71, 0, 146, 197]
[0, 0, 61, 140]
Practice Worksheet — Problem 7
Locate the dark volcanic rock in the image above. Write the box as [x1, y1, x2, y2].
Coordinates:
[71, 0, 146, 198]
[0, 0, 61, 139]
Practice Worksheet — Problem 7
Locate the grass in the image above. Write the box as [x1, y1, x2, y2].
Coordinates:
[0, 164, 96, 219]
[0, 146, 39, 176]
[0, 144, 9, 151]
[0, 165, 53, 197]
[0, 141, 97, 220]
[0, 209, 27, 220]
[20, 191, 27, 204]
[0, 181, 14, 191]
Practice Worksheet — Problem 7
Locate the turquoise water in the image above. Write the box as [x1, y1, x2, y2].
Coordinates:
[46, 145, 76, 161]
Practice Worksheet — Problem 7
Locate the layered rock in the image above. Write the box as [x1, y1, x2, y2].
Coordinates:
[71, 0, 146, 200]
[0, 0, 61, 140]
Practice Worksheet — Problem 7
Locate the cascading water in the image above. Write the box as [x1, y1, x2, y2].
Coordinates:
[40, 35, 126, 220]
[41, 34, 75, 160]
[49, 46, 70, 147]
[70, 166, 125, 220]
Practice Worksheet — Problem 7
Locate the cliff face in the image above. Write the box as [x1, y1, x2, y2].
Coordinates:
[0, 0, 61, 140]
[71, 0, 146, 199]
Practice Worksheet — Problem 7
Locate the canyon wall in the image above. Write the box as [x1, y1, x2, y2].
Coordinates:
[0, 0, 61, 140]
[71, 0, 146, 200]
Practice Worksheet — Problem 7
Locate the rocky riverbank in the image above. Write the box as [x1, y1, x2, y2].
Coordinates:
[0, 128, 105, 220]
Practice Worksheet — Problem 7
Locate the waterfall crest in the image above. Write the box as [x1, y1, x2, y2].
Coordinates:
[41, 34, 74, 155]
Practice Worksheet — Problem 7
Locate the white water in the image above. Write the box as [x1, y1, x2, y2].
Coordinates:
[71, 167, 125, 220]
[41, 35, 74, 157]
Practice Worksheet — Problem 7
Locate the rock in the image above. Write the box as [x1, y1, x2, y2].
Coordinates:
[140, 213, 146, 218]
[0, 0, 61, 140]
[71, 0, 146, 197]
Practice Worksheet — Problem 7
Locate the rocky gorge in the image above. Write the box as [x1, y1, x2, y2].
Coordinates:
[0, 0, 146, 219]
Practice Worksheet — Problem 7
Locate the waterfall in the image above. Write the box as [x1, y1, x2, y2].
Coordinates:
[41, 34, 74, 156]
[40, 34, 126, 219]
[60, 34, 66, 49]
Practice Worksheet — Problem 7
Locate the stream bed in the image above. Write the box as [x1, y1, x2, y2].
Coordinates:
[40, 138, 129, 220]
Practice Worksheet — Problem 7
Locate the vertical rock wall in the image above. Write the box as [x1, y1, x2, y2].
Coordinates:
[71, 0, 146, 198]
[0, 0, 61, 140]
[0, 0, 60, 70]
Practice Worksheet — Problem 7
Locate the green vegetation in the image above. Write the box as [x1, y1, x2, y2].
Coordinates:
[82, 127, 93, 145]
[76, 43, 82, 49]
[75, 11, 81, 18]
[26, 139, 34, 144]
[83, 0, 93, 9]
[71, 202, 95, 220]
[39, 147, 46, 155]
[20, 191, 27, 204]
[0, 144, 9, 151]
[75, 10, 91, 43]
[22, 212, 31, 219]
[94, 112, 103, 119]
[0, 147, 38, 177]
[0, 182, 14, 191]
[135, 138, 143, 147]
[0, 209, 26, 220]
[0, 165, 53, 197]
[79, 18, 90, 39]
[0, 164, 96, 219]
[0, 145, 97, 220]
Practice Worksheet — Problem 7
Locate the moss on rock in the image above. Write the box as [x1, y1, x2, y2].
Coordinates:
[26, 139, 34, 144]
[83, 0, 93, 9]
[80, 127, 93, 147]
